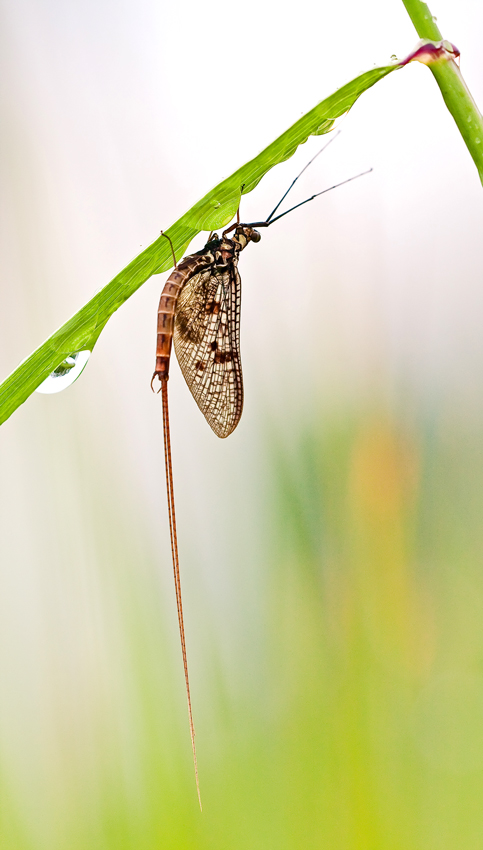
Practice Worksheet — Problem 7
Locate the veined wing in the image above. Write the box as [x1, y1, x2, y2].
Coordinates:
[173, 262, 243, 438]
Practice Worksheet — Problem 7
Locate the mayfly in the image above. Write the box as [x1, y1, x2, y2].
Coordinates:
[151, 135, 371, 807]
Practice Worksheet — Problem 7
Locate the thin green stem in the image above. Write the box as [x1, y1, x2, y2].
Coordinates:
[401, 0, 483, 184]
[401, 0, 442, 40]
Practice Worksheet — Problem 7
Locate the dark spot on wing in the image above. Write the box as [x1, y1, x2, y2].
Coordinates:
[206, 300, 220, 314]
[214, 350, 233, 364]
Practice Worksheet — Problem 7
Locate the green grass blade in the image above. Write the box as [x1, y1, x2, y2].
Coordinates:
[401, 0, 483, 183]
[0, 64, 398, 426]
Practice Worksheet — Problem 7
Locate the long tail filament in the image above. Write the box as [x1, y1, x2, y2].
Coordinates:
[161, 379, 202, 811]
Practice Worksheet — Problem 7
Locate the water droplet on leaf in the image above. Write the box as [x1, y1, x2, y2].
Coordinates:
[36, 350, 91, 395]
[390, 54, 398, 61]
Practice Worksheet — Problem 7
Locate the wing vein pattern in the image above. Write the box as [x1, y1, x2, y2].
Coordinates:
[173, 260, 243, 438]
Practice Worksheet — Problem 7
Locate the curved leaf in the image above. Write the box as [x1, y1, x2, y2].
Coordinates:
[0, 62, 399, 426]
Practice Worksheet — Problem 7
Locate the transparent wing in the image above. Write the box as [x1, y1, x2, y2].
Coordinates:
[173, 262, 243, 438]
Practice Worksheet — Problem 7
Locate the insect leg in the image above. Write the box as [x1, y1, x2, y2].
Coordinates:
[160, 230, 177, 268]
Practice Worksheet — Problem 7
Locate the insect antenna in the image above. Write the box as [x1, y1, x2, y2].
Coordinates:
[265, 130, 341, 223]
[224, 135, 372, 236]
[259, 168, 373, 227]
[161, 380, 202, 810]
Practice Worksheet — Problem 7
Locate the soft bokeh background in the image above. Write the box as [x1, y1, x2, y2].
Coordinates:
[1, 0, 483, 846]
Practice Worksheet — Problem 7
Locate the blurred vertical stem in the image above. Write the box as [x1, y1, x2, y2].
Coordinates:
[401, 0, 483, 184]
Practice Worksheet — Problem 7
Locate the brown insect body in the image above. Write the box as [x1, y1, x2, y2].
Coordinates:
[152, 225, 261, 437]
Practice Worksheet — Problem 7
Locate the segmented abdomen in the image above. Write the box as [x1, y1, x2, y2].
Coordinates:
[153, 253, 213, 382]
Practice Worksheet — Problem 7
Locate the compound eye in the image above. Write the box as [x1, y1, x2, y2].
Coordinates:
[250, 229, 261, 243]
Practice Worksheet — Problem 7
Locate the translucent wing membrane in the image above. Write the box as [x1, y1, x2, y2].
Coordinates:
[174, 262, 243, 438]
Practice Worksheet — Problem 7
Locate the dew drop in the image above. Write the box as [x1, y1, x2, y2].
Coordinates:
[390, 54, 398, 61]
[432, 15, 438, 21]
[36, 350, 91, 394]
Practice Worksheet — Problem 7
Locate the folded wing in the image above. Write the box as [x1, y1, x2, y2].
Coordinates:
[173, 262, 243, 438]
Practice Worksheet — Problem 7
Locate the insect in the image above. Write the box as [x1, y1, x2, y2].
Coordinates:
[151, 136, 371, 807]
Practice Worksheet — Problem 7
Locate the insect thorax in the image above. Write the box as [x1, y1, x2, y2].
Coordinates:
[201, 225, 261, 266]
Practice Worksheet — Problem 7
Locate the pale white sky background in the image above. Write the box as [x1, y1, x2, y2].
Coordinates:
[0, 0, 482, 824]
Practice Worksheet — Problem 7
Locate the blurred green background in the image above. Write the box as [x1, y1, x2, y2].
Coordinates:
[1, 0, 483, 847]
